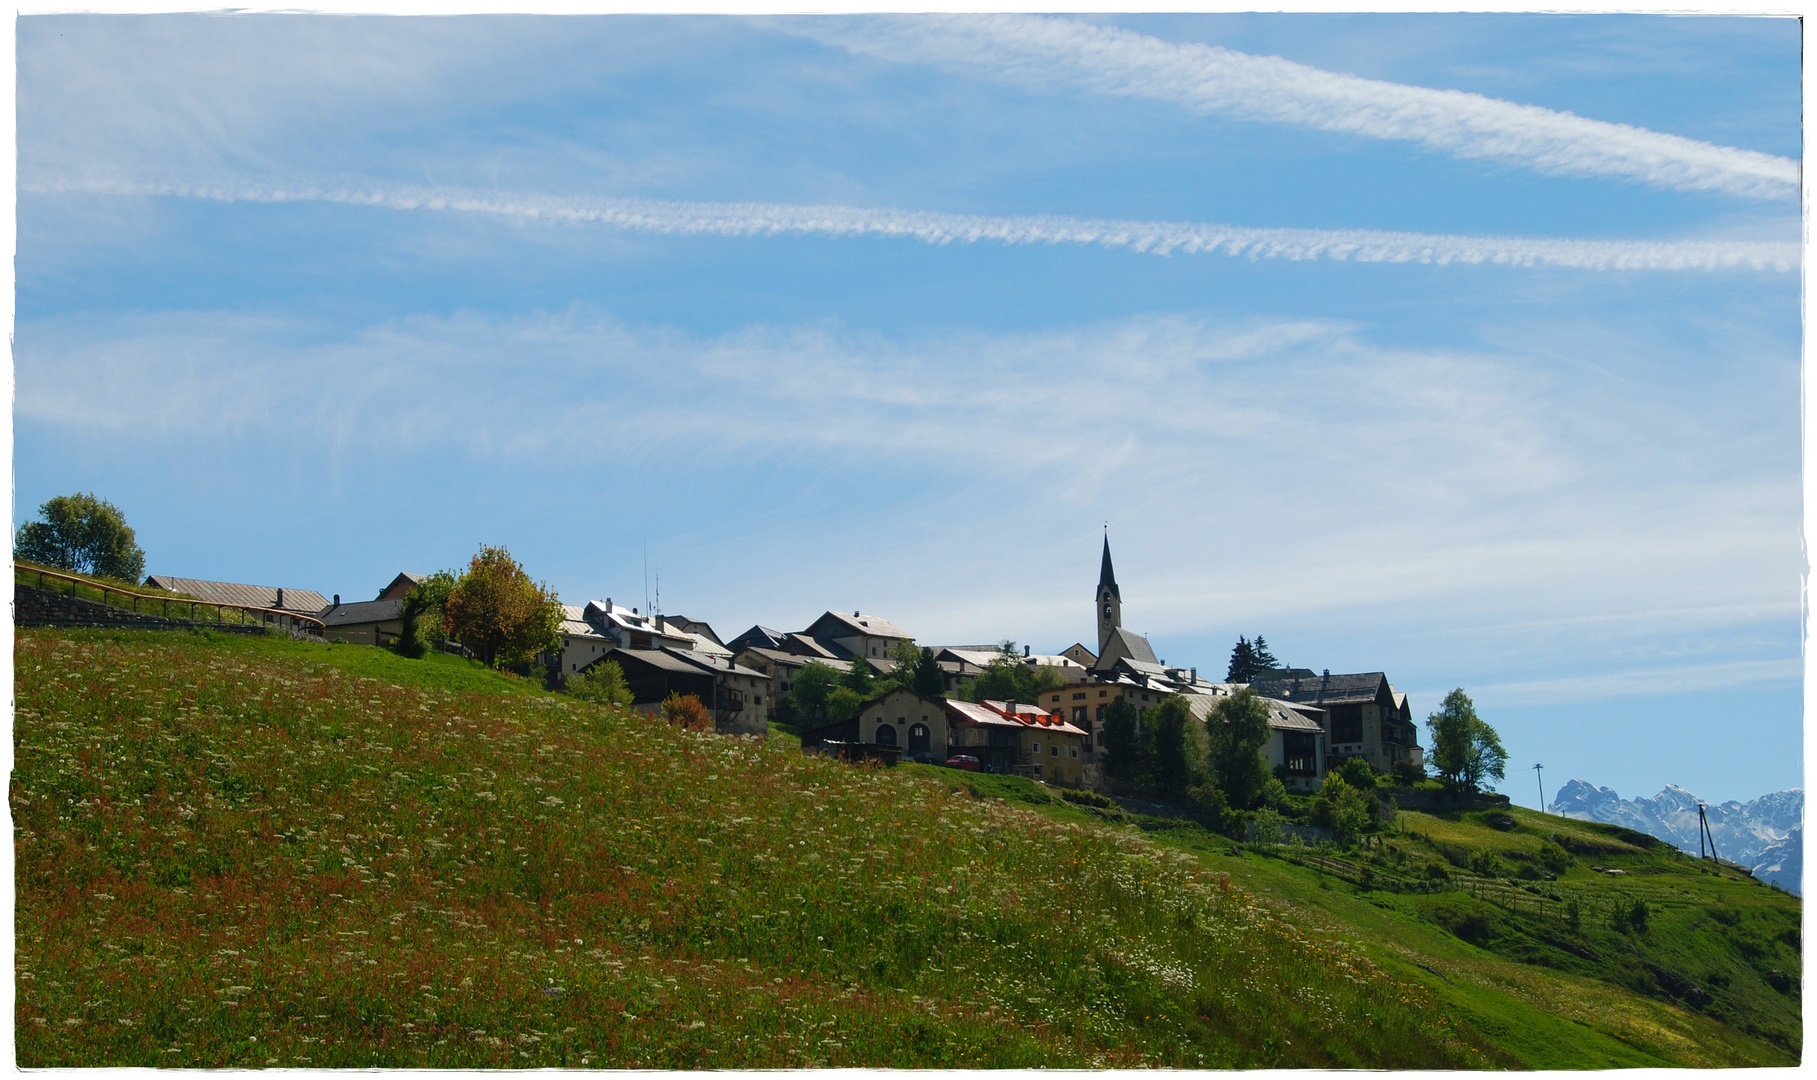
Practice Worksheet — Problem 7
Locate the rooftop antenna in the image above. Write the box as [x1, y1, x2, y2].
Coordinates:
[653, 567, 661, 619]
[1533, 762, 1546, 812]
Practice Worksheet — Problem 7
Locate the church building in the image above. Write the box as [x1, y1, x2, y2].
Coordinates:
[1090, 535, 1159, 673]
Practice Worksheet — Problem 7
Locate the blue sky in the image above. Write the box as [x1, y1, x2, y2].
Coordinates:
[13, 13, 1802, 806]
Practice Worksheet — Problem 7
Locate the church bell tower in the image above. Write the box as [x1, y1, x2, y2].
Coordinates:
[1096, 533, 1122, 655]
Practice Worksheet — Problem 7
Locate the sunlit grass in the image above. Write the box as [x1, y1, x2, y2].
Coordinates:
[15, 628, 1496, 1068]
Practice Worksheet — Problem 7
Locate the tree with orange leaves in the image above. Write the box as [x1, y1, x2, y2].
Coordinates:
[442, 545, 563, 669]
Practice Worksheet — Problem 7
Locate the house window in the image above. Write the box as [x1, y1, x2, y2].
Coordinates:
[1095, 704, 1105, 722]
[1332, 705, 1363, 744]
[1069, 746, 1078, 759]
[1099, 690, 1108, 698]
[1141, 693, 1149, 702]
[1072, 692, 1086, 700]
[1049, 744, 1058, 757]
[1031, 741, 1041, 754]
[1072, 706, 1087, 724]
[1283, 732, 1317, 777]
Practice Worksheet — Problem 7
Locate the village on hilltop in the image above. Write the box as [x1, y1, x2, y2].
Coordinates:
[133, 536, 1424, 797]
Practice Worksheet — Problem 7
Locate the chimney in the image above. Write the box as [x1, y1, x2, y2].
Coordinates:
[276, 587, 285, 609]
[1024, 645, 1031, 657]
[1191, 666, 1197, 681]
[854, 610, 860, 617]
[332, 594, 340, 608]
[1006, 700, 1018, 717]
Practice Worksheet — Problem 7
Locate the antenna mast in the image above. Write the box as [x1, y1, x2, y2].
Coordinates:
[1533, 762, 1545, 812]
[1698, 803, 1719, 862]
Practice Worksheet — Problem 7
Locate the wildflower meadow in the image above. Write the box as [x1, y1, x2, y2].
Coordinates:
[14, 628, 1500, 1067]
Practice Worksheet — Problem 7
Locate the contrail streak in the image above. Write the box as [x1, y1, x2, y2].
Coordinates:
[788, 14, 1800, 202]
[33, 176, 1799, 272]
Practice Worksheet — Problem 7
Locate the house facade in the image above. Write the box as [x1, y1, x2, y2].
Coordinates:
[1248, 671, 1421, 774]
[858, 687, 949, 763]
[801, 610, 910, 662]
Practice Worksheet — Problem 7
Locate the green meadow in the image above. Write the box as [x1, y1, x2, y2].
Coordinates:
[13, 627, 1798, 1067]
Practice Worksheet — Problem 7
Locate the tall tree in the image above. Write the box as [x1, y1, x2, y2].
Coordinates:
[787, 661, 842, 723]
[441, 546, 563, 669]
[1252, 635, 1280, 673]
[1226, 637, 1258, 683]
[911, 646, 946, 699]
[1145, 695, 1204, 796]
[1102, 696, 1142, 779]
[842, 653, 876, 697]
[1206, 688, 1274, 809]
[15, 492, 146, 582]
[1426, 689, 1507, 793]
[395, 570, 457, 658]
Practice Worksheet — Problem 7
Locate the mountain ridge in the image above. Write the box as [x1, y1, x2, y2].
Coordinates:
[1550, 779, 1802, 893]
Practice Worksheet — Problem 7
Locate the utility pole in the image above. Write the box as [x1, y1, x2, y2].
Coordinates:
[1533, 762, 1546, 812]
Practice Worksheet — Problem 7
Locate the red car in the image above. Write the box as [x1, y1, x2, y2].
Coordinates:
[944, 755, 981, 772]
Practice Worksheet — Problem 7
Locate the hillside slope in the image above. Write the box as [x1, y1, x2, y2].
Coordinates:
[906, 775, 1801, 1066]
[13, 628, 1796, 1067]
[15, 628, 1491, 1068]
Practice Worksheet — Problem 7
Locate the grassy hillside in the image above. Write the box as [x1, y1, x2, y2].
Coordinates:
[16, 628, 1492, 1068]
[907, 769, 1801, 1067]
[14, 628, 1797, 1068]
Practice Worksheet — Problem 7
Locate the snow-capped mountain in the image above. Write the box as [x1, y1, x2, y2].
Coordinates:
[1549, 780, 1802, 894]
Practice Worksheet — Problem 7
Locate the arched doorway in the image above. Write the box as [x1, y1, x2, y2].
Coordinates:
[875, 723, 898, 747]
[909, 724, 930, 755]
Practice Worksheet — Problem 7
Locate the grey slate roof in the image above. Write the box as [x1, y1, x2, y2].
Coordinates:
[1250, 671, 1390, 706]
[807, 610, 910, 641]
[320, 598, 405, 627]
[1094, 626, 1158, 667]
[145, 575, 329, 613]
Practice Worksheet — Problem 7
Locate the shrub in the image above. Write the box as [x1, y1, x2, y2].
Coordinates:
[1059, 788, 1118, 810]
[1336, 756, 1380, 791]
[1310, 774, 1372, 845]
[1390, 758, 1427, 786]
[1537, 841, 1574, 875]
[566, 659, 634, 707]
[1249, 806, 1285, 847]
[661, 692, 713, 731]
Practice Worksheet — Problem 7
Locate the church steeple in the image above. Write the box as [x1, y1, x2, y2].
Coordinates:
[1096, 532, 1122, 654]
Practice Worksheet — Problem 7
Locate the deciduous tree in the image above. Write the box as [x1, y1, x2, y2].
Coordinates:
[1146, 696, 1205, 797]
[395, 570, 456, 659]
[1425, 689, 1507, 793]
[1102, 696, 1142, 779]
[441, 546, 563, 669]
[787, 661, 842, 722]
[1206, 689, 1274, 809]
[15, 492, 146, 582]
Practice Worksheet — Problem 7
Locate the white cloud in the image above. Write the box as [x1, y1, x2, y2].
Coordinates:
[789, 14, 1800, 201]
[1447, 657, 1803, 707]
[27, 176, 1799, 273]
[16, 305, 1798, 662]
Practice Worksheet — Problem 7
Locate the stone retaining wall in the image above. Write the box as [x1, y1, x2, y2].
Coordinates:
[13, 584, 267, 634]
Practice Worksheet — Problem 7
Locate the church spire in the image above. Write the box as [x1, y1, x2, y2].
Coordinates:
[1098, 532, 1120, 601]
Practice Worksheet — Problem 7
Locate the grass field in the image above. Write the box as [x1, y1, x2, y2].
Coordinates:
[902, 766, 1800, 1067]
[17, 628, 1510, 1068]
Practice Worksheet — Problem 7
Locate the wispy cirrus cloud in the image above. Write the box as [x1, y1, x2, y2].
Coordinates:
[786, 14, 1800, 201]
[28, 176, 1799, 273]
